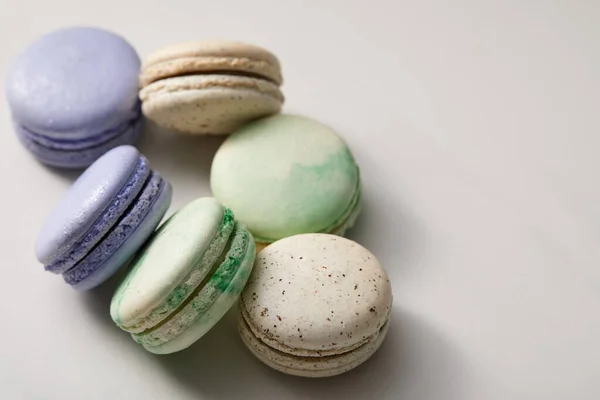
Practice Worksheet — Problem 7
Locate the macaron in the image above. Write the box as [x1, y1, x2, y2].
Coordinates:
[239, 234, 392, 377]
[110, 197, 256, 354]
[210, 114, 361, 250]
[35, 145, 172, 290]
[139, 40, 284, 134]
[6, 27, 142, 168]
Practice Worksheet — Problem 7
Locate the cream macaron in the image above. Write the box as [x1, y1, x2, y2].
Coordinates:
[239, 234, 392, 377]
[139, 40, 284, 134]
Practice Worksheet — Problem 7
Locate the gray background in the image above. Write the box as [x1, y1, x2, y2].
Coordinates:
[1, 1, 599, 399]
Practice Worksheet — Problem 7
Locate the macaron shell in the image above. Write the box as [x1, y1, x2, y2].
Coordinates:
[142, 40, 281, 70]
[6, 27, 140, 136]
[14, 112, 142, 169]
[140, 75, 283, 134]
[252, 177, 362, 247]
[35, 145, 145, 265]
[241, 234, 392, 356]
[141, 40, 282, 85]
[239, 313, 390, 378]
[110, 197, 226, 331]
[140, 229, 256, 354]
[210, 115, 360, 242]
[327, 183, 362, 237]
[140, 75, 283, 100]
[63, 175, 172, 290]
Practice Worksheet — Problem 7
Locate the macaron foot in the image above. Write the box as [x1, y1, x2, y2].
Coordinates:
[239, 307, 390, 377]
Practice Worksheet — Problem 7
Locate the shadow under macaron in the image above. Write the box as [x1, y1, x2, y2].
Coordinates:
[78, 261, 132, 334]
[27, 113, 226, 190]
[147, 308, 469, 400]
[39, 163, 85, 183]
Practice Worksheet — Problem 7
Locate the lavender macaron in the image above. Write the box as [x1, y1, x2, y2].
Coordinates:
[35, 145, 172, 290]
[6, 27, 142, 168]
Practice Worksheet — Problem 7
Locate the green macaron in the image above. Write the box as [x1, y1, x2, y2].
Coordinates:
[110, 197, 256, 354]
[210, 114, 362, 250]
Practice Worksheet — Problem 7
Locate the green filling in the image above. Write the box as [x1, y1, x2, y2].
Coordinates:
[133, 222, 252, 347]
[111, 207, 235, 330]
[162, 208, 234, 311]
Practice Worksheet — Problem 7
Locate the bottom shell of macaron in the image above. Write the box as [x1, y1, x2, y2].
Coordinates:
[238, 309, 390, 378]
[14, 111, 142, 169]
[253, 184, 362, 252]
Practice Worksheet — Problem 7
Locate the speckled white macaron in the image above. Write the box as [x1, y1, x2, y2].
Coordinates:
[239, 234, 392, 377]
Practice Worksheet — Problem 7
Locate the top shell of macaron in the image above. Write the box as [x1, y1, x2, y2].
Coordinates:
[139, 40, 282, 86]
[210, 114, 360, 243]
[6, 27, 140, 137]
[242, 234, 392, 356]
[35, 145, 143, 265]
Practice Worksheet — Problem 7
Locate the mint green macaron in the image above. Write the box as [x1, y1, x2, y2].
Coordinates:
[110, 197, 255, 354]
[210, 114, 361, 249]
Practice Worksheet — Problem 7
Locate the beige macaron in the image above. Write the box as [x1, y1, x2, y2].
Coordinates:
[239, 234, 393, 377]
[139, 40, 284, 134]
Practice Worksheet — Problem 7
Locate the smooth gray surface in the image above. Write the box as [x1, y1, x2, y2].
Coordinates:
[1, 1, 599, 399]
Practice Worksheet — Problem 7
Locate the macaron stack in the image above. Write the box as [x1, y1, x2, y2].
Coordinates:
[12, 26, 393, 378]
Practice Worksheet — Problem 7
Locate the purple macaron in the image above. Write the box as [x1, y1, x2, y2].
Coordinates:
[35, 145, 172, 290]
[6, 27, 142, 168]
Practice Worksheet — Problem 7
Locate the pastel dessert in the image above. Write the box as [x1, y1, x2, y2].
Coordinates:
[211, 114, 361, 250]
[110, 197, 256, 354]
[139, 40, 284, 134]
[6, 27, 142, 168]
[239, 234, 392, 377]
[35, 146, 172, 290]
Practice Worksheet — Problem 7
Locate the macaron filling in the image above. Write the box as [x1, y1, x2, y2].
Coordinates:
[139, 75, 284, 103]
[45, 156, 150, 274]
[62, 172, 167, 286]
[240, 299, 390, 356]
[133, 222, 251, 349]
[115, 208, 236, 333]
[140, 56, 282, 86]
[15, 105, 142, 167]
[146, 239, 256, 354]
[69, 180, 172, 291]
[17, 102, 141, 146]
[239, 313, 390, 376]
